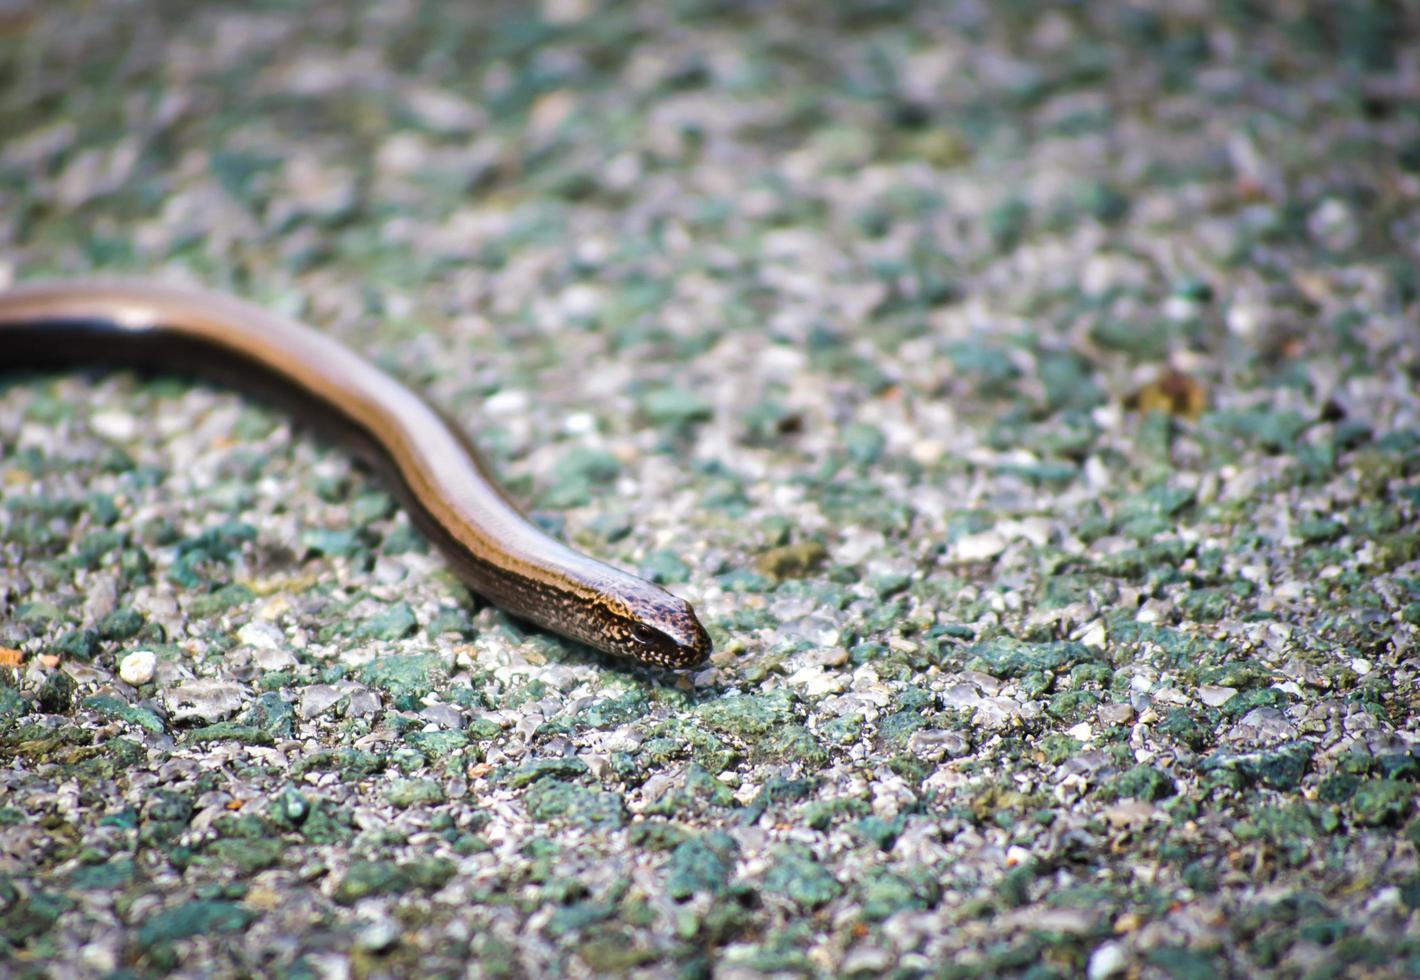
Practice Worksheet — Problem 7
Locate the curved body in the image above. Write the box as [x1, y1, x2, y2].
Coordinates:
[0, 279, 710, 668]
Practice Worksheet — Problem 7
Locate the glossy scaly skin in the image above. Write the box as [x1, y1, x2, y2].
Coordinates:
[0, 279, 711, 668]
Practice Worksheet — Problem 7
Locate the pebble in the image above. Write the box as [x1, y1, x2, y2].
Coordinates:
[1076, 620, 1108, 649]
[1087, 941, 1128, 979]
[346, 689, 383, 719]
[298, 684, 345, 720]
[940, 683, 983, 710]
[89, 410, 137, 442]
[906, 729, 969, 760]
[1197, 685, 1237, 707]
[1005, 845, 1033, 867]
[1097, 703, 1135, 727]
[164, 679, 245, 723]
[954, 530, 1008, 562]
[1307, 198, 1358, 251]
[974, 697, 1019, 729]
[237, 620, 285, 651]
[841, 945, 891, 973]
[420, 703, 465, 729]
[355, 917, 401, 953]
[786, 665, 848, 696]
[1102, 801, 1160, 828]
[1226, 707, 1297, 743]
[118, 650, 156, 686]
[252, 645, 298, 671]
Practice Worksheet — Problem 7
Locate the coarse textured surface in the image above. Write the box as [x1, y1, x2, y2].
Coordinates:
[1, 1, 1418, 977]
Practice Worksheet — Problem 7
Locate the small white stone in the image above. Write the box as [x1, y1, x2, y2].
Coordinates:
[558, 283, 602, 318]
[1226, 299, 1272, 342]
[403, 85, 484, 134]
[256, 595, 293, 622]
[909, 439, 946, 465]
[485, 389, 529, 416]
[1005, 845, 1032, 867]
[346, 690, 382, 718]
[17, 422, 51, 450]
[165, 679, 245, 722]
[808, 646, 850, 668]
[252, 646, 298, 671]
[299, 684, 345, 720]
[420, 703, 464, 729]
[1076, 620, 1108, 649]
[355, 917, 400, 953]
[691, 667, 719, 688]
[1104, 801, 1161, 826]
[972, 698, 1017, 729]
[1010, 517, 1055, 547]
[282, 155, 355, 217]
[237, 620, 285, 651]
[118, 650, 156, 686]
[841, 946, 891, 974]
[1068, 722, 1093, 742]
[1088, 941, 1128, 979]
[786, 665, 847, 697]
[90, 410, 137, 441]
[1197, 685, 1237, 707]
[906, 728, 969, 760]
[563, 412, 597, 435]
[886, 636, 918, 655]
[1163, 295, 1199, 321]
[1308, 198, 1359, 251]
[1097, 703, 1136, 727]
[1030, 909, 1096, 934]
[1228, 706, 1297, 742]
[940, 683, 983, 710]
[954, 530, 1008, 562]
[1351, 658, 1372, 675]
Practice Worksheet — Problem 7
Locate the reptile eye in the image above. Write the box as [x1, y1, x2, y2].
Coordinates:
[628, 622, 660, 646]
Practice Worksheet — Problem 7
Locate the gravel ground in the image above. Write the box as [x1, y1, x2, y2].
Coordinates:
[2, 1, 1419, 977]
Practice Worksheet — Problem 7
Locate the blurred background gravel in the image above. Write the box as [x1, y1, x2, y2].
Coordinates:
[1, 1, 1418, 976]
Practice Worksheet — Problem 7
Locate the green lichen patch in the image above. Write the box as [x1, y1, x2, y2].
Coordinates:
[405, 730, 469, 761]
[358, 653, 449, 701]
[334, 858, 456, 904]
[185, 723, 274, 746]
[1202, 742, 1315, 793]
[81, 695, 165, 735]
[758, 844, 842, 909]
[666, 831, 739, 900]
[136, 900, 254, 949]
[524, 780, 624, 829]
[693, 688, 798, 738]
[386, 778, 446, 808]
[355, 602, 419, 641]
[497, 757, 589, 788]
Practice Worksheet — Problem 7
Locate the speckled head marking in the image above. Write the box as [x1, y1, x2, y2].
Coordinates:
[596, 587, 712, 669]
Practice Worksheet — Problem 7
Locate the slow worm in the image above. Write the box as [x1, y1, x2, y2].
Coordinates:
[0, 279, 711, 668]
